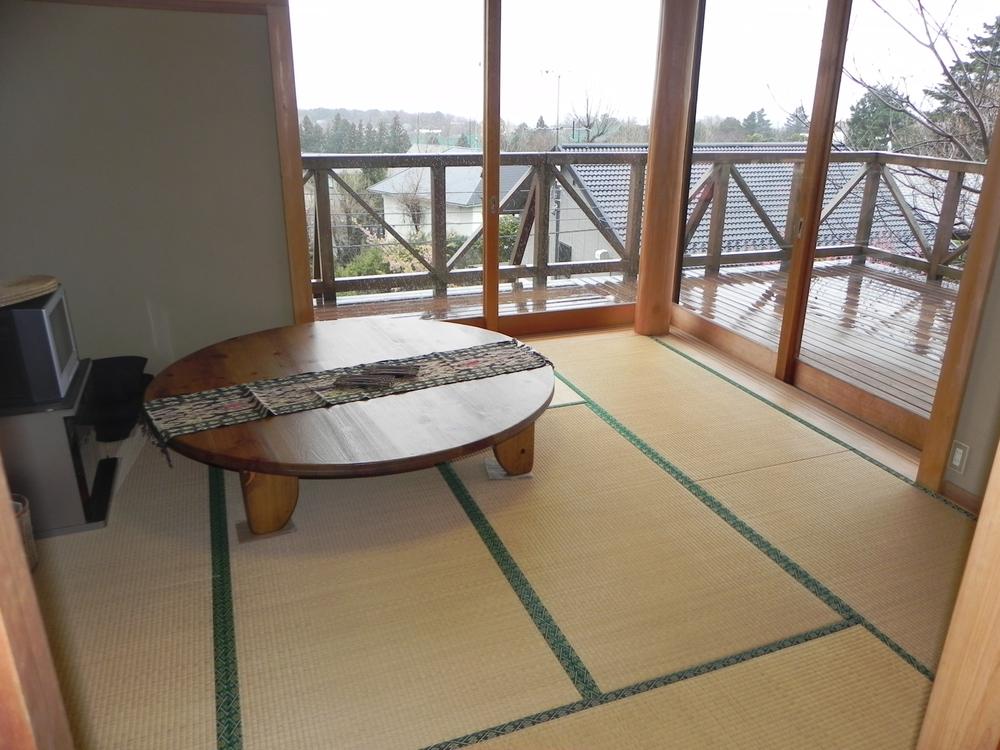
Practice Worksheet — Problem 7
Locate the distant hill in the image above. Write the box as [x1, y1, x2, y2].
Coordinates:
[299, 108, 480, 139]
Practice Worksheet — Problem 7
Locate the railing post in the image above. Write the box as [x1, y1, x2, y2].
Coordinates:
[852, 160, 881, 266]
[314, 168, 336, 304]
[927, 170, 965, 282]
[781, 161, 804, 271]
[625, 161, 645, 282]
[430, 164, 448, 297]
[705, 162, 730, 276]
[534, 163, 551, 288]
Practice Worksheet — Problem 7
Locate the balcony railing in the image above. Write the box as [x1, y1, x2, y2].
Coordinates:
[301, 148, 986, 308]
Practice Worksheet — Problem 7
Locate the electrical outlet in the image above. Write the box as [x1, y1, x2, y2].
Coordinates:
[950, 441, 969, 474]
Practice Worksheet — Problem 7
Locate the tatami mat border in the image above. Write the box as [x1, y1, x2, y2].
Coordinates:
[651, 337, 975, 520]
[210, 467, 243, 750]
[553, 373, 934, 680]
[547, 400, 586, 409]
[437, 463, 600, 699]
[419, 619, 857, 750]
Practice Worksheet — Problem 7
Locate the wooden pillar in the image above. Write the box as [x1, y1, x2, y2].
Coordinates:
[266, 4, 314, 324]
[773, 0, 853, 382]
[430, 164, 448, 297]
[624, 161, 646, 281]
[918, 113, 1000, 492]
[534, 165, 551, 288]
[0, 454, 75, 749]
[916, 438, 1000, 749]
[314, 170, 336, 303]
[482, 0, 501, 329]
[852, 160, 881, 266]
[704, 162, 730, 276]
[781, 162, 805, 271]
[927, 170, 965, 282]
[634, 0, 705, 335]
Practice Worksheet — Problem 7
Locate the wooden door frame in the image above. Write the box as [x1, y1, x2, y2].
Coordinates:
[0, 452, 74, 749]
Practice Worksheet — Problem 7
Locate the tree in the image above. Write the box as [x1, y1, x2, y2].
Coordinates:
[299, 116, 325, 152]
[741, 109, 774, 141]
[536, 115, 548, 129]
[781, 105, 810, 140]
[846, 6, 998, 160]
[386, 115, 412, 153]
[570, 96, 616, 143]
[842, 86, 922, 149]
[456, 132, 470, 147]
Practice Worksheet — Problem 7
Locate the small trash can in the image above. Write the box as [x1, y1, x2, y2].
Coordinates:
[11, 494, 38, 570]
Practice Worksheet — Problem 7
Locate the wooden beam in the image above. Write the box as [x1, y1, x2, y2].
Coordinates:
[624, 162, 645, 280]
[927, 170, 965, 281]
[482, 0, 501, 329]
[511, 178, 537, 266]
[430, 164, 448, 297]
[881, 168, 933, 258]
[447, 167, 535, 269]
[0, 453, 75, 750]
[684, 179, 714, 245]
[313, 170, 335, 303]
[730, 165, 785, 246]
[704, 162, 731, 275]
[267, 4, 314, 324]
[534, 165, 551, 288]
[671, 304, 777, 374]
[917, 439, 1000, 749]
[818, 163, 867, 224]
[328, 170, 436, 275]
[634, 0, 704, 335]
[852, 162, 881, 265]
[773, 0, 852, 382]
[552, 167, 627, 258]
[918, 112, 1000, 492]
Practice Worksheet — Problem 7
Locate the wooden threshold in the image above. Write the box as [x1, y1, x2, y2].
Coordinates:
[498, 304, 635, 338]
[670, 303, 777, 374]
[793, 361, 927, 449]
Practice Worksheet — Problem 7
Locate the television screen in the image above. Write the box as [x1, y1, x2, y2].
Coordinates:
[50, 295, 74, 370]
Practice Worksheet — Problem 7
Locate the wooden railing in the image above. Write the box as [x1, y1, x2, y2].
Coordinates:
[301, 149, 986, 304]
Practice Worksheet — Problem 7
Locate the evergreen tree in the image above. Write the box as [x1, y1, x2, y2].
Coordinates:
[925, 16, 999, 160]
[386, 115, 412, 153]
[845, 87, 912, 149]
[782, 105, 810, 139]
[299, 116, 325, 152]
[741, 109, 774, 141]
[456, 132, 470, 147]
[536, 115, 548, 129]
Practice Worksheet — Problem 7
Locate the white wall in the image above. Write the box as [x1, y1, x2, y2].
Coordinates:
[945, 231, 1000, 499]
[0, 1, 294, 372]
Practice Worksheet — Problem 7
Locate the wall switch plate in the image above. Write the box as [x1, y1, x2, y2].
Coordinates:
[950, 441, 970, 474]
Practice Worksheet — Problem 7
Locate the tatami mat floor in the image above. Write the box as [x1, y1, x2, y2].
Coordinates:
[33, 330, 974, 749]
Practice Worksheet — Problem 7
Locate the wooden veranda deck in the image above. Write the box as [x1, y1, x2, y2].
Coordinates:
[679, 259, 956, 417]
[317, 258, 955, 418]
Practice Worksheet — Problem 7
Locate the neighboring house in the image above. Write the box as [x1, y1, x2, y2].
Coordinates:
[557, 142, 939, 263]
[367, 147, 530, 239]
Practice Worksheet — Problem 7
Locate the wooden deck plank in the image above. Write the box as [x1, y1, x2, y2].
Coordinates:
[679, 260, 956, 417]
[316, 259, 953, 420]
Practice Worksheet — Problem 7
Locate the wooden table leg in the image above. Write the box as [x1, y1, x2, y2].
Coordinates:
[493, 422, 535, 475]
[239, 471, 299, 534]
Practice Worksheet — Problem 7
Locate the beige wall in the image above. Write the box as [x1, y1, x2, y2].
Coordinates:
[0, 1, 294, 373]
[945, 230, 1000, 498]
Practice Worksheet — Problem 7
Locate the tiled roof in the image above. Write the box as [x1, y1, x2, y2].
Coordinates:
[559, 143, 933, 256]
[368, 147, 529, 208]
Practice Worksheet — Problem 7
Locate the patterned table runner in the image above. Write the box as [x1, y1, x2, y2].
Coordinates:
[144, 340, 550, 444]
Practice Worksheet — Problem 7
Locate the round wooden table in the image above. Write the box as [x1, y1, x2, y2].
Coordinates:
[146, 318, 553, 534]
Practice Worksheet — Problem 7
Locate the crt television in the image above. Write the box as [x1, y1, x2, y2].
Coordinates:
[0, 286, 80, 407]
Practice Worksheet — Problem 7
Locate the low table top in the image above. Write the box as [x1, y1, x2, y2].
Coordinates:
[145, 318, 553, 477]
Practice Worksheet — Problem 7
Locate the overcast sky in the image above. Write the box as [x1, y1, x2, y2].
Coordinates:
[290, 0, 989, 127]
